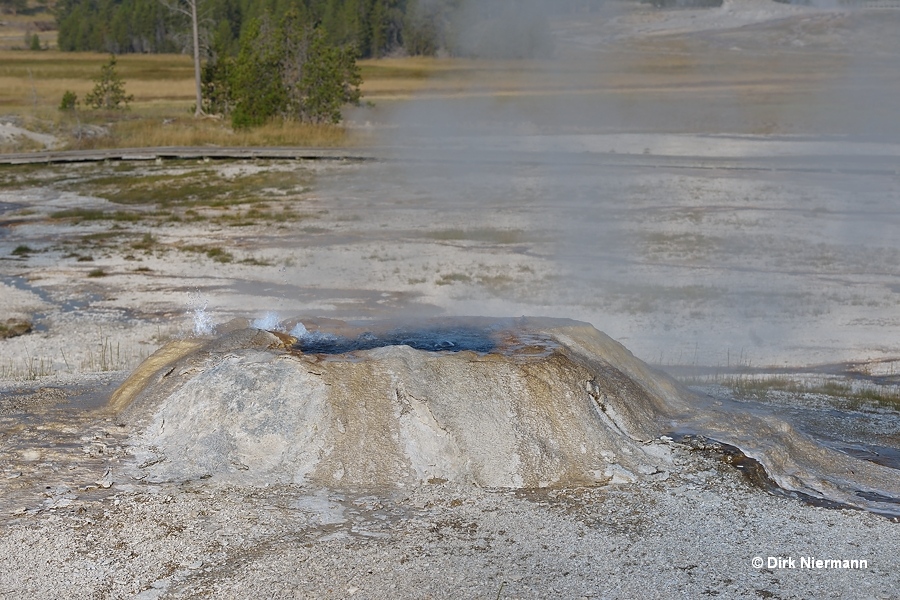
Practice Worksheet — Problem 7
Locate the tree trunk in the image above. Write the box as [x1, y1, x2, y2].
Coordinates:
[191, 0, 203, 116]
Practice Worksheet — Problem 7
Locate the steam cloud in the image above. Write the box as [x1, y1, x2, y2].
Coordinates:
[328, 2, 900, 368]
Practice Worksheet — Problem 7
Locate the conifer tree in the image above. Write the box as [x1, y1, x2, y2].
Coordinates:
[222, 10, 361, 129]
[85, 55, 134, 110]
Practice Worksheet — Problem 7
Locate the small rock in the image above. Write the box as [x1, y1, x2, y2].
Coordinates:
[604, 465, 636, 485]
[151, 577, 171, 589]
[21, 450, 41, 461]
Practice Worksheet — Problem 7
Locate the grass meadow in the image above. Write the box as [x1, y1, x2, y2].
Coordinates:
[0, 26, 885, 151]
[0, 51, 558, 150]
[0, 50, 357, 149]
[0, 51, 545, 150]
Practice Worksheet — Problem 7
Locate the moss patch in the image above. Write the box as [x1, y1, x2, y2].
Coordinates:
[0, 319, 32, 339]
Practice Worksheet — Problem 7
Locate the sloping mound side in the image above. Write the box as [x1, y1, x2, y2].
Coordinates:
[555, 324, 900, 516]
[113, 317, 900, 516]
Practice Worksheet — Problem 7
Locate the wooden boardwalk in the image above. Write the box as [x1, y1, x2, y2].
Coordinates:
[0, 146, 377, 165]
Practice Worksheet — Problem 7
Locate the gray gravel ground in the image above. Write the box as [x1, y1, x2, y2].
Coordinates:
[1, 447, 897, 600]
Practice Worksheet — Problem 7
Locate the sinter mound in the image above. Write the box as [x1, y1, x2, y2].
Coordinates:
[111, 317, 900, 516]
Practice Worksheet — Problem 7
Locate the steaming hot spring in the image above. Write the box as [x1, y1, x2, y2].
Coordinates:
[111, 316, 900, 517]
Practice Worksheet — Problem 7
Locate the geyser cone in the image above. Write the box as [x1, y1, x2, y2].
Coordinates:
[112, 317, 900, 516]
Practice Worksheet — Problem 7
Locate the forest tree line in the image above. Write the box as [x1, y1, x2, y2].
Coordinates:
[55, 0, 607, 59]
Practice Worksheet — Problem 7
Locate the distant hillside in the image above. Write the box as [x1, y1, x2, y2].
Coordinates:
[0, 0, 58, 50]
[52, 0, 605, 59]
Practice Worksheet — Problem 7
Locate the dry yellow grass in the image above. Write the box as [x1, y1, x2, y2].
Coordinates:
[2, 52, 482, 109]
[71, 117, 351, 149]
[1, 50, 677, 108]
[358, 56, 620, 99]
[0, 40, 886, 150]
[0, 51, 357, 149]
[357, 49, 843, 106]
[0, 51, 196, 109]
[0, 51, 489, 150]
[2, 47, 841, 111]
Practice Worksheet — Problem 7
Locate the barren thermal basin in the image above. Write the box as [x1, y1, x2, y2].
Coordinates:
[111, 316, 900, 517]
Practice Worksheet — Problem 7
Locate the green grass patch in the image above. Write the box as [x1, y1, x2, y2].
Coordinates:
[436, 272, 472, 285]
[78, 231, 126, 241]
[65, 231, 129, 252]
[180, 244, 234, 263]
[72, 166, 309, 211]
[477, 274, 515, 289]
[205, 247, 233, 263]
[719, 375, 900, 409]
[215, 207, 317, 227]
[50, 208, 142, 222]
[130, 232, 156, 250]
[240, 257, 274, 266]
